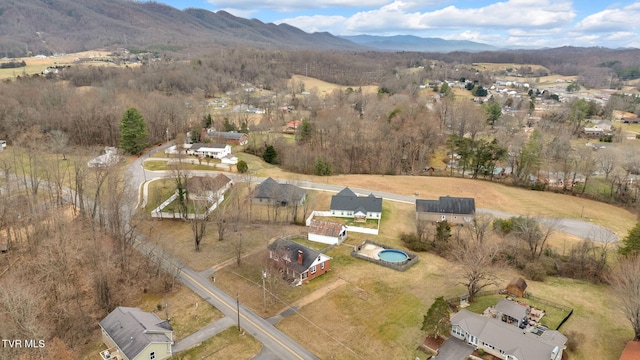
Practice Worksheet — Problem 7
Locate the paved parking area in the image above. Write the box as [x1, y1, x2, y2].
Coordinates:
[433, 337, 474, 360]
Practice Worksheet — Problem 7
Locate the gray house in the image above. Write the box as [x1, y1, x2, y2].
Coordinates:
[329, 187, 382, 221]
[495, 299, 530, 328]
[450, 309, 566, 360]
[99, 307, 173, 360]
[252, 177, 306, 207]
[415, 196, 475, 225]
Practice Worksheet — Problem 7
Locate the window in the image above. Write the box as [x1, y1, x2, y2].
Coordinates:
[321, 262, 325, 270]
[150, 351, 156, 360]
[310, 266, 317, 274]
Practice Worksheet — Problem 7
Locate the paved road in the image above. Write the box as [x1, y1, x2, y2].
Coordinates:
[138, 159, 619, 243]
[125, 144, 320, 360]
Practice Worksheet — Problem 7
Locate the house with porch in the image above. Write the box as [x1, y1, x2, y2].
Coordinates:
[450, 309, 567, 360]
[186, 143, 231, 159]
[267, 238, 331, 285]
[251, 177, 306, 207]
[329, 187, 382, 221]
[308, 219, 347, 245]
[495, 299, 530, 328]
[99, 307, 173, 360]
[415, 196, 475, 225]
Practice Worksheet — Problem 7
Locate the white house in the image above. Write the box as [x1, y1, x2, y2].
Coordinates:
[308, 220, 347, 245]
[450, 309, 567, 360]
[187, 143, 231, 159]
[329, 187, 382, 221]
[88, 147, 120, 168]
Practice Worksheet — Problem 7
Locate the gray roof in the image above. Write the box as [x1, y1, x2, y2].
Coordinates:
[268, 238, 324, 273]
[330, 187, 382, 213]
[190, 143, 227, 151]
[451, 309, 566, 360]
[416, 196, 475, 215]
[99, 307, 173, 359]
[206, 131, 246, 140]
[253, 177, 305, 204]
[495, 299, 529, 321]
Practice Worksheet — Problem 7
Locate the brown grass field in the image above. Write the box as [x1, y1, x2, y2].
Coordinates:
[290, 74, 379, 95]
[0, 50, 117, 79]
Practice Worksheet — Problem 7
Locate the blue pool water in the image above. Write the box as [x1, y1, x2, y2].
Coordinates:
[378, 249, 409, 263]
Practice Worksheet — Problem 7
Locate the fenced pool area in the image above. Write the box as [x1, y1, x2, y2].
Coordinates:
[351, 240, 418, 271]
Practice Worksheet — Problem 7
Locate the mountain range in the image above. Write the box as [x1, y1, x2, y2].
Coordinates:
[0, 0, 501, 57]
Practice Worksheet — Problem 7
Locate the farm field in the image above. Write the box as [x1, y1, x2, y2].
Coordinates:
[0, 50, 117, 79]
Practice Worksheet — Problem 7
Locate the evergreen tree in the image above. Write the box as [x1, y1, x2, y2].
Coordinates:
[263, 145, 278, 164]
[236, 160, 248, 173]
[421, 296, 451, 338]
[119, 108, 147, 155]
[435, 221, 451, 244]
[223, 118, 236, 132]
[202, 113, 213, 128]
[485, 102, 502, 128]
[297, 119, 314, 143]
[619, 222, 640, 256]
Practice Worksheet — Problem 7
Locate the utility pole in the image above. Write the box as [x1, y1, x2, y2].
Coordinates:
[236, 292, 241, 332]
[262, 270, 267, 313]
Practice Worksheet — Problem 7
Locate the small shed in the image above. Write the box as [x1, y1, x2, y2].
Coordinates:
[506, 277, 528, 298]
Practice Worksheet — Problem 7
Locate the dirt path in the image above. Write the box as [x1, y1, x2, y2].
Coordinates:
[277, 277, 348, 314]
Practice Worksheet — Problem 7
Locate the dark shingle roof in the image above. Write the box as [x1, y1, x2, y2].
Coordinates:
[99, 307, 173, 359]
[268, 238, 323, 273]
[330, 187, 382, 213]
[415, 196, 475, 215]
[253, 177, 305, 204]
[187, 174, 232, 194]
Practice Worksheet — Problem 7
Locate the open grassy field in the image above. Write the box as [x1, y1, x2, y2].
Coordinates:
[290, 74, 379, 95]
[0, 50, 117, 79]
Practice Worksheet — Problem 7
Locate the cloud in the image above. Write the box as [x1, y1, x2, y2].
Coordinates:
[282, 0, 576, 34]
[216, 7, 259, 19]
[575, 3, 640, 33]
[276, 15, 348, 33]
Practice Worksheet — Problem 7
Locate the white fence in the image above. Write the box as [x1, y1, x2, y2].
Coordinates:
[305, 210, 379, 235]
[151, 192, 224, 220]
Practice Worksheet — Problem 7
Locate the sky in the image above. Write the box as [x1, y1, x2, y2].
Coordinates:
[154, 0, 640, 49]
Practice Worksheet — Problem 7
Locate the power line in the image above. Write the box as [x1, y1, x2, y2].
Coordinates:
[230, 270, 364, 359]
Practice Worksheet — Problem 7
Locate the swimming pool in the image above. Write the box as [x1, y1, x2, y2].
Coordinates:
[378, 249, 409, 263]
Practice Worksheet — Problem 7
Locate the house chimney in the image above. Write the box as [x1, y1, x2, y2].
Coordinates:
[297, 250, 303, 265]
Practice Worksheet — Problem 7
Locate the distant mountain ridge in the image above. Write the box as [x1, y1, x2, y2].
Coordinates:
[340, 35, 498, 53]
[0, 0, 511, 57]
[0, 0, 364, 56]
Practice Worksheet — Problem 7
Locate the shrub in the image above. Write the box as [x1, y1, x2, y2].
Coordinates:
[477, 348, 485, 356]
[523, 261, 546, 281]
[400, 232, 429, 252]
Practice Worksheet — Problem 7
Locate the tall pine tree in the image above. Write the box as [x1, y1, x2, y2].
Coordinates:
[119, 108, 148, 155]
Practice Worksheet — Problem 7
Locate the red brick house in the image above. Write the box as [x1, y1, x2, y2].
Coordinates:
[267, 238, 331, 285]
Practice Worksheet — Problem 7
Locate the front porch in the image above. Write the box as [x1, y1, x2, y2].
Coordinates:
[99, 347, 122, 360]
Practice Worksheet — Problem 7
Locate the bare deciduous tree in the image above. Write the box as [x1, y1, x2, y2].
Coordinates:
[452, 241, 499, 302]
[609, 254, 640, 340]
